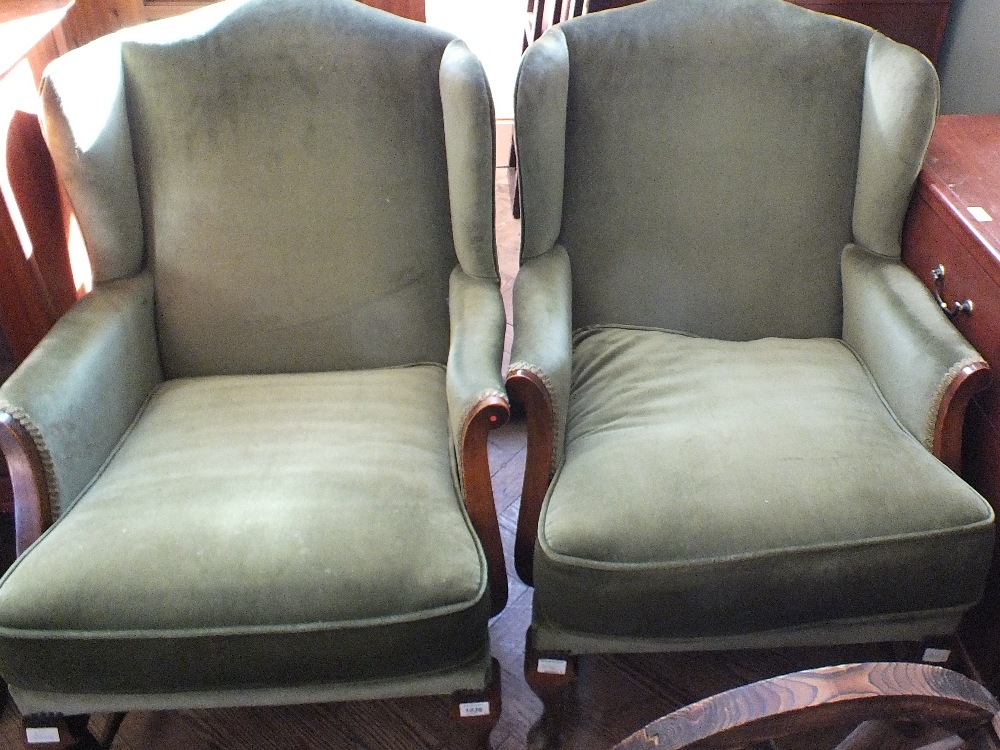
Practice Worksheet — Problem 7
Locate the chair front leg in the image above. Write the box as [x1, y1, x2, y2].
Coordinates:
[451, 658, 502, 750]
[524, 628, 577, 750]
[22, 713, 124, 750]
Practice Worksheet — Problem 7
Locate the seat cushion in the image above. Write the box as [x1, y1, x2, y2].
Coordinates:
[0, 365, 489, 697]
[533, 327, 994, 642]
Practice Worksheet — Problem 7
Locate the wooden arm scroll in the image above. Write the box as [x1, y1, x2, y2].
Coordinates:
[0, 411, 53, 555]
[934, 360, 991, 474]
[614, 662, 1000, 750]
[461, 395, 511, 616]
[505, 368, 554, 587]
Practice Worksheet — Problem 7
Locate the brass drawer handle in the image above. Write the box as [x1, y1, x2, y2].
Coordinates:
[931, 264, 974, 319]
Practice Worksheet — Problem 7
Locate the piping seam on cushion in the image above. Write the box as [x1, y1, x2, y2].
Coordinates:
[539, 514, 993, 571]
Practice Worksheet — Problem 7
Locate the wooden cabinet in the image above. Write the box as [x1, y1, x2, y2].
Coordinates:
[902, 114, 1000, 687]
[789, 0, 951, 63]
[583, 0, 951, 63]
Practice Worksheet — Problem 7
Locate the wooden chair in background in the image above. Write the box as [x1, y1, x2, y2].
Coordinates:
[613, 663, 1000, 750]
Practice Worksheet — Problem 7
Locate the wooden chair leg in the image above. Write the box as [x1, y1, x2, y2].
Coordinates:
[524, 631, 577, 750]
[22, 713, 125, 750]
[23, 714, 86, 750]
[452, 658, 502, 749]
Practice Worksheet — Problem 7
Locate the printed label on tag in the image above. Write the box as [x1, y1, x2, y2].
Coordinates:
[459, 701, 491, 718]
[969, 206, 993, 222]
[922, 647, 951, 663]
[537, 657, 568, 675]
[25, 727, 61, 744]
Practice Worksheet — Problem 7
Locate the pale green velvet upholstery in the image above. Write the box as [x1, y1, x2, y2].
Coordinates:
[0, 0, 506, 718]
[534, 328, 991, 651]
[511, 0, 993, 657]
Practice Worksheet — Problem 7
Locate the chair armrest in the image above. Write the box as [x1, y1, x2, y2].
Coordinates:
[842, 244, 989, 472]
[506, 246, 572, 585]
[447, 267, 509, 615]
[0, 273, 161, 549]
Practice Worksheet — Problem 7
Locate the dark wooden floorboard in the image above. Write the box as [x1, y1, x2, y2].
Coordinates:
[0, 169, 963, 748]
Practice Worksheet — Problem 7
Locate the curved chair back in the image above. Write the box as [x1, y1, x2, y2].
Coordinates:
[516, 0, 936, 340]
[44, 0, 476, 377]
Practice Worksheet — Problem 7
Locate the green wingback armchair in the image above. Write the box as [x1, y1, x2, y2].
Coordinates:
[0, 0, 508, 746]
[508, 0, 995, 742]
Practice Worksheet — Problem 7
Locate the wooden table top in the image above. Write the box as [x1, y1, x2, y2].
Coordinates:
[920, 114, 1000, 264]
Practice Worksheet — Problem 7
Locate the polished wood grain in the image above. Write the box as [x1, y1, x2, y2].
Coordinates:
[911, 116, 1000, 265]
[934, 361, 991, 473]
[503, 369, 552, 587]
[461, 396, 513, 616]
[902, 115, 1000, 691]
[613, 663, 1000, 750]
[360, 0, 424, 22]
[0, 411, 52, 556]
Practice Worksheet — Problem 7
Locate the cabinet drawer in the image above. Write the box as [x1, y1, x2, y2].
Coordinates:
[903, 187, 1000, 364]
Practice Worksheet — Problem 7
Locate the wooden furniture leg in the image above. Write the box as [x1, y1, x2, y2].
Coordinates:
[22, 712, 124, 750]
[452, 658, 502, 750]
[524, 629, 577, 750]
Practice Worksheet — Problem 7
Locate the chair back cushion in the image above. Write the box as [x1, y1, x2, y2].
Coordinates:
[554, 0, 873, 339]
[48, 0, 460, 376]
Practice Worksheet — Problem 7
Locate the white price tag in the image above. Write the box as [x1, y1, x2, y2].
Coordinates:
[537, 657, 568, 675]
[458, 701, 491, 718]
[922, 647, 951, 663]
[969, 206, 993, 222]
[25, 727, 61, 744]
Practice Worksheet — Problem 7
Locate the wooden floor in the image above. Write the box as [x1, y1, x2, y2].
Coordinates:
[0, 170, 938, 749]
